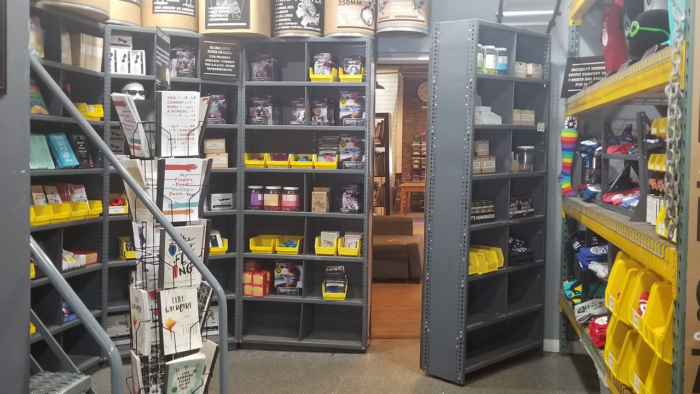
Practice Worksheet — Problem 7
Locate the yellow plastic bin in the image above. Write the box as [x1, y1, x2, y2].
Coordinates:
[309, 67, 339, 82]
[49, 203, 72, 223]
[322, 280, 348, 301]
[108, 193, 129, 215]
[645, 355, 671, 394]
[468, 252, 480, 275]
[118, 237, 137, 260]
[642, 282, 673, 364]
[290, 154, 315, 169]
[265, 153, 291, 169]
[630, 335, 655, 394]
[30, 206, 36, 226]
[472, 244, 504, 268]
[245, 153, 266, 168]
[628, 270, 663, 332]
[250, 235, 282, 254]
[87, 200, 103, 218]
[315, 236, 339, 256]
[210, 238, 229, 255]
[606, 253, 643, 315]
[276, 236, 304, 255]
[339, 68, 365, 83]
[605, 316, 633, 374]
[475, 253, 495, 274]
[338, 237, 362, 257]
[69, 202, 89, 220]
[31, 205, 53, 226]
[471, 247, 499, 272]
[613, 330, 639, 387]
[313, 154, 338, 170]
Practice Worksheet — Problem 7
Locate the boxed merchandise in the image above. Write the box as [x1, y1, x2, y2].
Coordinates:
[171, 45, 196, 78]
[206, 153, 229, 168]
[527, 63, 543, 79]
[313, 53, 336, 75]
[245, 259, 261, 272]
[61, 32, 72, 65]
[250, 53, 278, 82]
[243, 270, 254, 284]
[291, 98, 306, 125]
[509, 197, 535, 219]
[513, 109, 523, 125]
[470, 200, 496, 223]
[203, 139, 226, 154]
[210, 193, 233, 210]
[70, 33, 91, 69]
[249, 95, 280, 125]
[339, 91, 366, 126]
[339, 136, 365, 169]
[207, 94, 228, 124]
[324, 266, 347, 297]
[29, 17, 44, 58]
[312, 187, 331, 213]
[343, 56, 365, 76]
[69, 134, 94, 168]
[106, 314, 131, 346]
[130, 50, 145, 75]
[321, 231, 340, 247]
[341, 184, 363, 214]
[243, 284, 254, 296]
[515, 61, 527, 78]
[474, 140, 489, 157]
[114, 48, 130, 74]
[344, 232, 363, 248]
[70, 251, 98, 266]
[311, 99, 335, 126]
[481, 156, 496, 173]
[274, 262, 303, 296]
[31, 185, 47, 206]
[521, 110, 536, 126]
[473, 157, 482, 174]
[62, 250, 85, 272]
[252, 285, 268, 298]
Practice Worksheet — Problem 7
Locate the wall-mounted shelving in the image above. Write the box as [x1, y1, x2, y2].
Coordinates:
[420, 19, 550, 385]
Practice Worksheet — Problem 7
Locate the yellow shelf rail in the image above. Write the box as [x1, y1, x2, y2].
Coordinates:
[569, 0, 598, 25]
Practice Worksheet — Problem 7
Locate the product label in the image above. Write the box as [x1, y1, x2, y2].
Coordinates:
[334, 0, 375, 32]
[633, 311, 639, 328]
[264, 194, 279, 206]
[250, 194, 263, 206]
[484, 54, 496, 70]
[608, 354, 614, 369]
[274, 0, 323, 35]
[200, 39, 239, 82]
[204, 0, 250, 29]
[608, 295, 614, 311]
[483, 160, 495, 169]
[378, 0, 428, 24]
[634, 374, 640, 392]
[152, 0, 196, 16]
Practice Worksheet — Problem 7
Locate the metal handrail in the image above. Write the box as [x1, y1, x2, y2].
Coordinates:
[29, 55, 229, 393]
[30, 237, 124, 394]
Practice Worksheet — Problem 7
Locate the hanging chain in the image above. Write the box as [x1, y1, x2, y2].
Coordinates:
[664, 0, 686, 240]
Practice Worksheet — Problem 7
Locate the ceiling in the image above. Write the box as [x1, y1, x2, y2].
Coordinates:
[499, 0, 562, 32]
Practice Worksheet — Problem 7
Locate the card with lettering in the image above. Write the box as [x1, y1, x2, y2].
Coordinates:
[158, 223, 206, 289]
[156, 91, 201, 157]
[157, 158, 212, 223]
[164, 353, 206, 394]
[129, 286, 152, 356]
[158, 287, 202, 355]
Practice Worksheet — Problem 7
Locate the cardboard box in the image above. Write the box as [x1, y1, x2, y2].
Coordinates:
[274, 262, 303, 296]
[481, 156, 496, 173]
[206, 153, 229, 168]
[252, 272, 267, 286]
[71, 251, 98, 266]
[243, 270, 254, 284]
[93, 36, 104, 72]
[243, 284, 254, 296]
[62, 251, 86, 272]
[252, 285, 269, 298]
[515, 61, 527, 78]
[521, 110, 536, 126]
[527, 63, 543, 79]
[474, 140, 489, 157]
[245, 260, 261, 271]
[473, 157, 482, 174]
[204, 138, 227, 154]
[311, 187, 331, 213]
[61, 32, 72, 65]
[513, 109, 523, 125]
[70, 33, 91, 69]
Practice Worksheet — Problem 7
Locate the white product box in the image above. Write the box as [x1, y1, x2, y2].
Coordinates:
[114, 48, 130, 74]
[203, 138, 227, 154]
[130, 50, 145, 75]
[206, 153, 229, 168]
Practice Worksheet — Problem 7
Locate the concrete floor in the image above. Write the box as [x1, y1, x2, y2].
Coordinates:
[92, 339, 601, 393]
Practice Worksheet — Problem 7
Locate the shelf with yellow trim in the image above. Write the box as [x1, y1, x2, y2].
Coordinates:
[563, 197, 677, 298]
[565, 44, 685, 115]
[569, 0, 598, 25]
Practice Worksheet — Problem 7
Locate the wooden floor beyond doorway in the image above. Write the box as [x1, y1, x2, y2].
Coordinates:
[370, 283, 422, 339]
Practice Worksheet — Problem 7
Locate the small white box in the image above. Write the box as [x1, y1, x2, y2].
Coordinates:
[114, 48, 130, 74]
[210, 193, 234, 210]
[521, 110, 536, 126]
[111, 35, 133, 49]
[527, 63, 543, 79]
[474, 140, 489, 157]
[206, 153, 229, 168]
[203, 138, 227, 154]
[515, 61, 527, 78]
[473, 157, 482, 174]
[130, 50, 145, 75]
[482, 156, 496, 173]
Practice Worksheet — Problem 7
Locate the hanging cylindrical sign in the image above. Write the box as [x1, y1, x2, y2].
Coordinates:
[108, 0, 142, 26]
[325, 0, 375, 37]
[273, 0, 324, 38]
[142, 0, 198, 32]
[199, 0, 272, 38]
[376, 0, 429, 36]
[39, 0, 111, 21]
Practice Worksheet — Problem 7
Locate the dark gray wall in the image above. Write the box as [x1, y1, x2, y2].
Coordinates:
[0, 0, 30, 392]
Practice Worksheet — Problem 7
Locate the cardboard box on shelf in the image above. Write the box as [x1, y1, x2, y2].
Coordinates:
[475, 140, 490, 157]
[312, 187, 331, 213]
[515, 61, 527, 78]
[203, 139, 226, 154]
[206, 153, 229, 168]
[521, 110, 536, 126]
[513, 109, 523, 125]
[473, 157, 482, 174]
[527, 63, 543, 79]
[481, 156, 496, 173]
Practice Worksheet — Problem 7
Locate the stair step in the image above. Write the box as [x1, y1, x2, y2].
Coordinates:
[29, 372, 91, 394]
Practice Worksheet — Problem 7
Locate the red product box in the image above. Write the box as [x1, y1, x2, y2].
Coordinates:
[71, 251, 98, 266]
[252, 272, 267, 286]
[243, 270, 255, 284]
[252, 284, 269, 298]
[245, 259, 261, 271]
[243, 284, 254, 296]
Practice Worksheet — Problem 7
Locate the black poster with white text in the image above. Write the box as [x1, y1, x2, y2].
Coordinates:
[153, 0, 196, 16]
[155, 28, 171, 91]
[200, 40, 239, 82]
[560, 56, 606, 99]
[274, 0, 323, 35]
[204, 0, 250, 29]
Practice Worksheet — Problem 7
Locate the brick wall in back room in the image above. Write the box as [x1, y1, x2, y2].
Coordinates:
[401, 76, 428, 181]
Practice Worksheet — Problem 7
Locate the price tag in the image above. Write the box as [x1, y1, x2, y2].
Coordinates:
[608, 354, 614, 369]
[608, 295, 614, 312]
[633, 311, 639, 329]
[537, 123, 545, 132]
[634, 373, 640, 392]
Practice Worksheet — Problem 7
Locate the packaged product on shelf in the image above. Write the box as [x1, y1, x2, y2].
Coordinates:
[339, 91, 366, 126]
[115, 48, 131, 74]
[515, 146, 535, 172]
[343, 56, 365, 76]
[207, 94, 227, 124]
[243, 270, 254, 284]
[170, 45, 196, 78]
[311, 98, 335, 126]
[210, 229, 224, 249]
[250, 53, 278, 82]
[274, 262, 303, 296]
[29, 17, 44, 59]
[313, 53, 336, 75]
[69, 134, 94, 169]
[470, 200, 496, 223]
[62, 250, 86, 272]
[320, 231, 340, 247]
[509, 197, 535, 219]
[43, 185, 62, 204]
[521, 110, 536, 126]
[291, 98, 306, 125]
[206, 153, 229, 168]
[249, 95, 280, 125]
[281, 187, 301, 212]
[474, 140, 489, 157]
[31, 185, 47, 206]
[70, 251, 98, 266]
[209, 193, 233, 210]
[339, 135, 365, 169]
[203, 138, 226, 154]
[344, 232, 363, 248]
[61, 32, 71, 65]
[495, 47, 508, 75]
[526, 63, 543, 79]
[106, 314, 130, 346]
[264, 186, 282, 211]
[247, 186, 264, 210]
[515, 61, 527, 78]
[325, 266, 346, 294]
[481, 156, 496, 173]
[245, 259, 261, 272]
[312, 187, 331, 213]
[341, 184, 363, 214]
[130, 50, 146, 75]
[62, 302, 77, 324]
[473, 157, 482, 174]
[47, 133, 79, 168]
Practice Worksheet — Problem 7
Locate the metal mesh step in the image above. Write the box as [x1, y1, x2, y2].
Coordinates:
[29, 372, 91, 394]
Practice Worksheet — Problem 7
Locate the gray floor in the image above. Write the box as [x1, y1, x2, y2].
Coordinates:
[92, 339, 601, 393]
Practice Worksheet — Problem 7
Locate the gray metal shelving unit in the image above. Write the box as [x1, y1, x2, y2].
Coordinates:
[420, 19, 550, 384]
